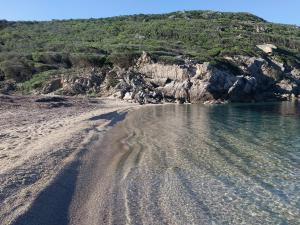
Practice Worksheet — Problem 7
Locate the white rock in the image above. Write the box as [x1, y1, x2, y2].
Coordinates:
[257, 44, 277, 54]
[123, 92, 133, 101]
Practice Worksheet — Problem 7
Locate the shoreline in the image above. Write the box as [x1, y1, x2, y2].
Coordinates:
[0, 95, 141, 225]
[1, 95, 299, 224]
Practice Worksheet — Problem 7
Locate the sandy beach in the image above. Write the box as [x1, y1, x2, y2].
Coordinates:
[0, 95, 138, 225]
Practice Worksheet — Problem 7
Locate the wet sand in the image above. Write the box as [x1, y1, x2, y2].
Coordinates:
[62, 104, 300, 225]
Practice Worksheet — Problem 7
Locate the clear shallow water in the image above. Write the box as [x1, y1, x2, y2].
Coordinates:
[100, 102, 300, 225]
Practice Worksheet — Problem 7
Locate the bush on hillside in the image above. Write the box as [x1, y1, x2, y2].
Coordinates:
[0, 58, 35, 82]
[69, 53, 107, 67]
[107, 52, 140, 69]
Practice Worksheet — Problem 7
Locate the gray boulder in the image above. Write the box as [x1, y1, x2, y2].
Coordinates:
[228, 76, 257, 101]
[62, 73, 104, 95]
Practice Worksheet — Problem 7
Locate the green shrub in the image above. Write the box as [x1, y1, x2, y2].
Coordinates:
[69, 53, 107, 67]
[107, 52, 139, 69]
[157, 55, 185, 65]
[34, 63, 58, 73]
[0, 59, 34, 82]
[0, 10, 299, 85]
[21, 70, 57, 93]
[32, 52, 71, 66]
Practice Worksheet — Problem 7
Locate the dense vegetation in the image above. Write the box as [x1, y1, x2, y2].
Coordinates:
[0, 10, 300, 87]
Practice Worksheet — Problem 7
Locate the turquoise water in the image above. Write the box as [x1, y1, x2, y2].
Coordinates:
[98, 102, 300, 225]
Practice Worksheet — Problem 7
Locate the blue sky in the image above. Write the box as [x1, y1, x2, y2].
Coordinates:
[0, 0, 299, 25]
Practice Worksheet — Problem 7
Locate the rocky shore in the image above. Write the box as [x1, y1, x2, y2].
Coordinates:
[4, 46, 298, 105]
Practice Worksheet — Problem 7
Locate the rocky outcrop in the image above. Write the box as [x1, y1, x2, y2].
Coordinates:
[37, 51, 300, 104]
[110, 53, 272, 104]
[61, 73, 102, 95]
[132, 52, 299, 104]
[137, 52, 196, 82]
[41, 69, 106, 95]
[114, 71, 163, 104]
[42, 79, 62, 94]
[138, 63, 190, 81]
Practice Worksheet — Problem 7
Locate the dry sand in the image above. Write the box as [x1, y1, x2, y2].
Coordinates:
[0, 95, 139, 225]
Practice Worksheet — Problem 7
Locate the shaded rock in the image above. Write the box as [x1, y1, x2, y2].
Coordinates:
[134, 90, 147, 104]
[228, 76, 257, 102]
[277, 79, 300, 95]
[42, 79, 62, 94]
[62, 72, 104, 95]
[145, 90, 163, 104]
[133, 90, 162, 105]
[254, 92, 279, 102]
[228, 56, 283, 90]
[113, 69, 164, 104]
[114, 80, 131, 99]
[147, 78, 170, 87]
[207, 69, 236, 96]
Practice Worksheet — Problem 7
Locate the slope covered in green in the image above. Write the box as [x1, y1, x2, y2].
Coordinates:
[0, 10, 299, 85]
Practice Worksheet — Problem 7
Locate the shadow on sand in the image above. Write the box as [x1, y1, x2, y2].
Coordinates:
[13, 110, 129, 225]
[13, 159, 81, 225]
[89, 111, 128, 127]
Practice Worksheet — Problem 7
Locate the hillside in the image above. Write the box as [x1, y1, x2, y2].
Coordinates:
[0, 10, 300, 103]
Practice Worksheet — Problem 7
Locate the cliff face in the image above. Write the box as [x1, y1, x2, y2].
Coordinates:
[121, 51, 299, 104]
[29, 51, 300, 104]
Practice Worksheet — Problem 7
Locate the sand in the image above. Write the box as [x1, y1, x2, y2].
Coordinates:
[0, 95, 138, 225]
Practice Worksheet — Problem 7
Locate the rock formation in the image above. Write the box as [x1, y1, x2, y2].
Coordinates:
[27, 51, 300, 104]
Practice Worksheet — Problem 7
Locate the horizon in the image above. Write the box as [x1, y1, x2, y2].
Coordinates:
[1, 0, 300, 26]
